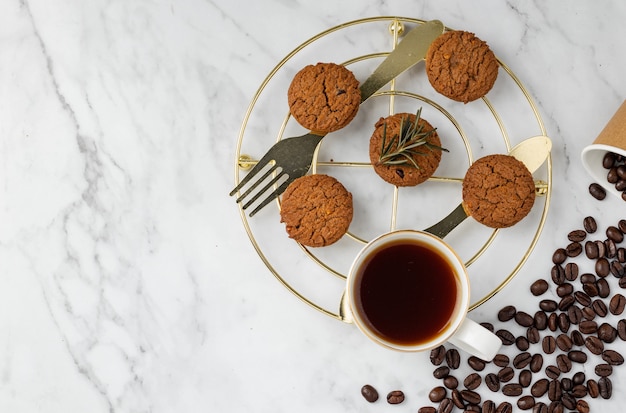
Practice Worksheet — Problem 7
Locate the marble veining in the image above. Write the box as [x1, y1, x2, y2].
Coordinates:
[1, 0, 626, 412]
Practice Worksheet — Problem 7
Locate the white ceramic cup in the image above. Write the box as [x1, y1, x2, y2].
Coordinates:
[581, 100, 626, 200]
[346, 230, 502, 361]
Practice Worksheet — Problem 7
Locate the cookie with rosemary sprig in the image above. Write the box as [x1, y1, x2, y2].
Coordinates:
[368, 108, 447, 186]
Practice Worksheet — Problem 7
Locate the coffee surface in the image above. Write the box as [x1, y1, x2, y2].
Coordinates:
[356, 241, 459, 345]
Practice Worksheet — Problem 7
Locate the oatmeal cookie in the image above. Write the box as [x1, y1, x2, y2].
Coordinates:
[288, 62, 361, 133]
[280, 174, 353, 247]
[369, 112, 443, 187]
[462, 154, 536, 228]
[426, 30, 499, 103]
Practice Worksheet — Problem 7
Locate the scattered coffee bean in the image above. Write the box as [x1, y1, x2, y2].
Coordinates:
[607, 225, 624, 243]
[463, 373, 481, 390]
[467, 356, 486, 371]
[534, 311, 548, 330]
[530, 353, 543, 373]
[542, 336, 556, 354]
[495, 401, 512, 413]
[598, 376, 612, 399]
[361, 384, 379, 402]
[438, 398, 453, 413]
[579, 320, 598, 334]
[574, 291, 592, 306]
[517, 395, 535, 410]
[589, 182, 607, 200]
[566, 242, 582, 257]
[533, 401, 548, 413]
[430, 345, 446, 365]
[576, 399, 590, 413]
[567, 305, 583, 324]
[485, 373, 500, 392]
[498, 367, 514, 383]
[552, 248, 566, 264]
[493, 354, 509, 367]
[611, 261, 625, 277]
[557, 312, 570, 332]
[446, 348, 460, 369]
[606, 239, 618, 258]
[587, 378, 600, 398]
[596, 240, 607, 258]
[597, 277, 611, 297]
[482, 399, 496, 413]
[596, 257, 611, 277]
[585, 241, 599, 259]
[418, 407, 436, 413]
[602, 349, 624, 365]
[595, 363, 613, 377]
[618, 319, 626, 340]
[551, 264, 566, 284]
[571, 384, 587, 398]
[545, 365, 560, 380]
[433, 366, 450, 379]
[603, 152, 617, 168]
[443, 375, 458, 389]
[582, 281, 599, 297]
[513, 352, 532, 369]
[560, 377, 572, 391]
[540, 299, 558, 312]
[592, 299, 608, 317]
[585, 336, 604, 355]
[610, 293, 626, 314]
[516, 336, 530, 351]
[555, 283, 573, 298]
[450, 389, 464, 409]
[496, 329, 515, 345]
[498, 305, 516, 322]
[598, 322, 618, 342]
[547, 379, 562, 401]
[584, 216, 598, 233]
[386, 390, 404, 404]
[619, 219, 626, 233]
[531, 378, 549, 397]
[571, 329, 585, 346]
[515, 311, 534, 327]
[561, 393, 576, 410]
[530, 279, 549, 296]
[519, 369, 532, 387]
[480, 322, 495, 332]
[580, 272, 596, 284]
[568, 229, 587, 242]
[502, 383, 522, 397]
[582, 305, 596, 320]
[556, 334, 572, 352]
[568, 350, 587, 363]
[460, 389, 481, 405]
[428, 386, 446, 402]
[556, 354, 572, 373]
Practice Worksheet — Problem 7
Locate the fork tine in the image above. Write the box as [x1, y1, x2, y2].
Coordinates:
[229, 150, 276, 196]
[248, 179, 293, 217]
[241, 171, 287, 211]
[234, 164, 279, 204]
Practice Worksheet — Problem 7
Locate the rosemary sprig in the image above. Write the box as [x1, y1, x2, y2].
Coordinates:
[378, 108, 448, 169]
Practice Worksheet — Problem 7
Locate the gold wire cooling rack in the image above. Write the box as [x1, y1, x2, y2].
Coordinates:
[233, 16, 552, 322]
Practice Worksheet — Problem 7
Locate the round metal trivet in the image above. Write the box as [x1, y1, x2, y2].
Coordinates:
[233, 16, 552, 321]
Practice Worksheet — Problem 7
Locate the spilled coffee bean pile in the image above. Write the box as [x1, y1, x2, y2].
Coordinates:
[589, 151, 626, 202]
[361, 216, 626, 412]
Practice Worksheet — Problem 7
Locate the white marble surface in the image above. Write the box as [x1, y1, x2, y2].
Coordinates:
[2, 0, 626, 412]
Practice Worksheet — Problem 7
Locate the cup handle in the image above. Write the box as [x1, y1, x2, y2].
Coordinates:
[448, 318, 501, 361]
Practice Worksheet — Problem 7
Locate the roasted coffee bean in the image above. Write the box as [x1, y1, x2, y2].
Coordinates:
[576, 400, 590, 413]
[533, 401, 548, 413]
[558, 296, 575, 313]
[568, 229, 587, 242]
[515, 311, 534, 327]
[446, 348, 460, 369]
[451, 389, 464, 409]
[596, 257, 611, 277]
[610, 293, 626, 314]
[548, 313, 558, 331]
[498, 367, 514, 382]
[438, 398, 453, 413]
[498, 305, 517, 322]
[607, 225, 624, 243]
[496, 329, 515, 345]
[598, 322, 618, 342]
[560, 377, 572, 392]
[598, 376, 612, 399]
[589, 183, 607, 200]
[556, 334, 572, 351]
[619, 276, 626, 288]
[552, 248, 567, 264]
[386, 390, 404, 404]
[493, 354, 509, 367]
[564, 262, 579, 280]
[603, 152, 616, 168]
[460, 390, 481, 405]
[555, 283, 573, 298]
[513, 352, 532, 369]
[361, 384, 379, 402]
[619, 219, 626, 233]
[540, 299, 558, 312]
[585, 336, 605, 355]
[517, 395, 535, 410]
[611, 261, 625, 277]
[573, 371, 586, 385]
[548, 379, 562, 401]
[566, 242, 582, 257]
[434, 366, 450, 379]
[567, 305, 582, 324]
[596, 278, 610, 298]
[418, 407, 437, 413]
[596, 240, 607, 258]
[443, 375, 458, 389]
[582, 305, 596, 321]
[585, 241, 599, 259]
[560, 393, 576, 410]
[519, 369, 532, 387]
[592, 299, 608, 317]
[551, 264, 565, 284]
[620, 248, 626, 263]
[584, 216, 598, 233]
[467, 356, 486, 371]
[580, 272, 596, 284]
[480, 322, 495, 332]
[571, 329, 585, 346]
[618, 319, 626, 340]
[608, 167, 620, 183]
[530, 353, 543, 373]
[527, 327, 540, 344]
[616, 179, 626, 191]
[582, 282, 599, 297]
[531, 378, 549, 397]
[545, 365, 560, 380]
[574, 291, 592, 306]
[495, 401, 513, 413]
[595, 363, 613, 377]
[485, 373, 500, 392]
[556, 354, 572, 373]
[606, 239, 618, 259]
[587, 378, 600, 398]
[534, 311, 548, 330]
[568, 350, 587, 363]
[429, 386, 447, 402]
[465, 405, 481, 412]
[557, 312, 570, 332]
[463, 373, 481, 390]
[602, 349, 624, 365]
[571, 384, 587, 398]
[579, 320, 598, 334]
[482, 400, 496, 413]
[516, 336, 530, 351]
[431, 345, 446, 365]
[542, 336, 556, 354]
[530, 279, 549, 296]
[502, 383, 523, 396]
